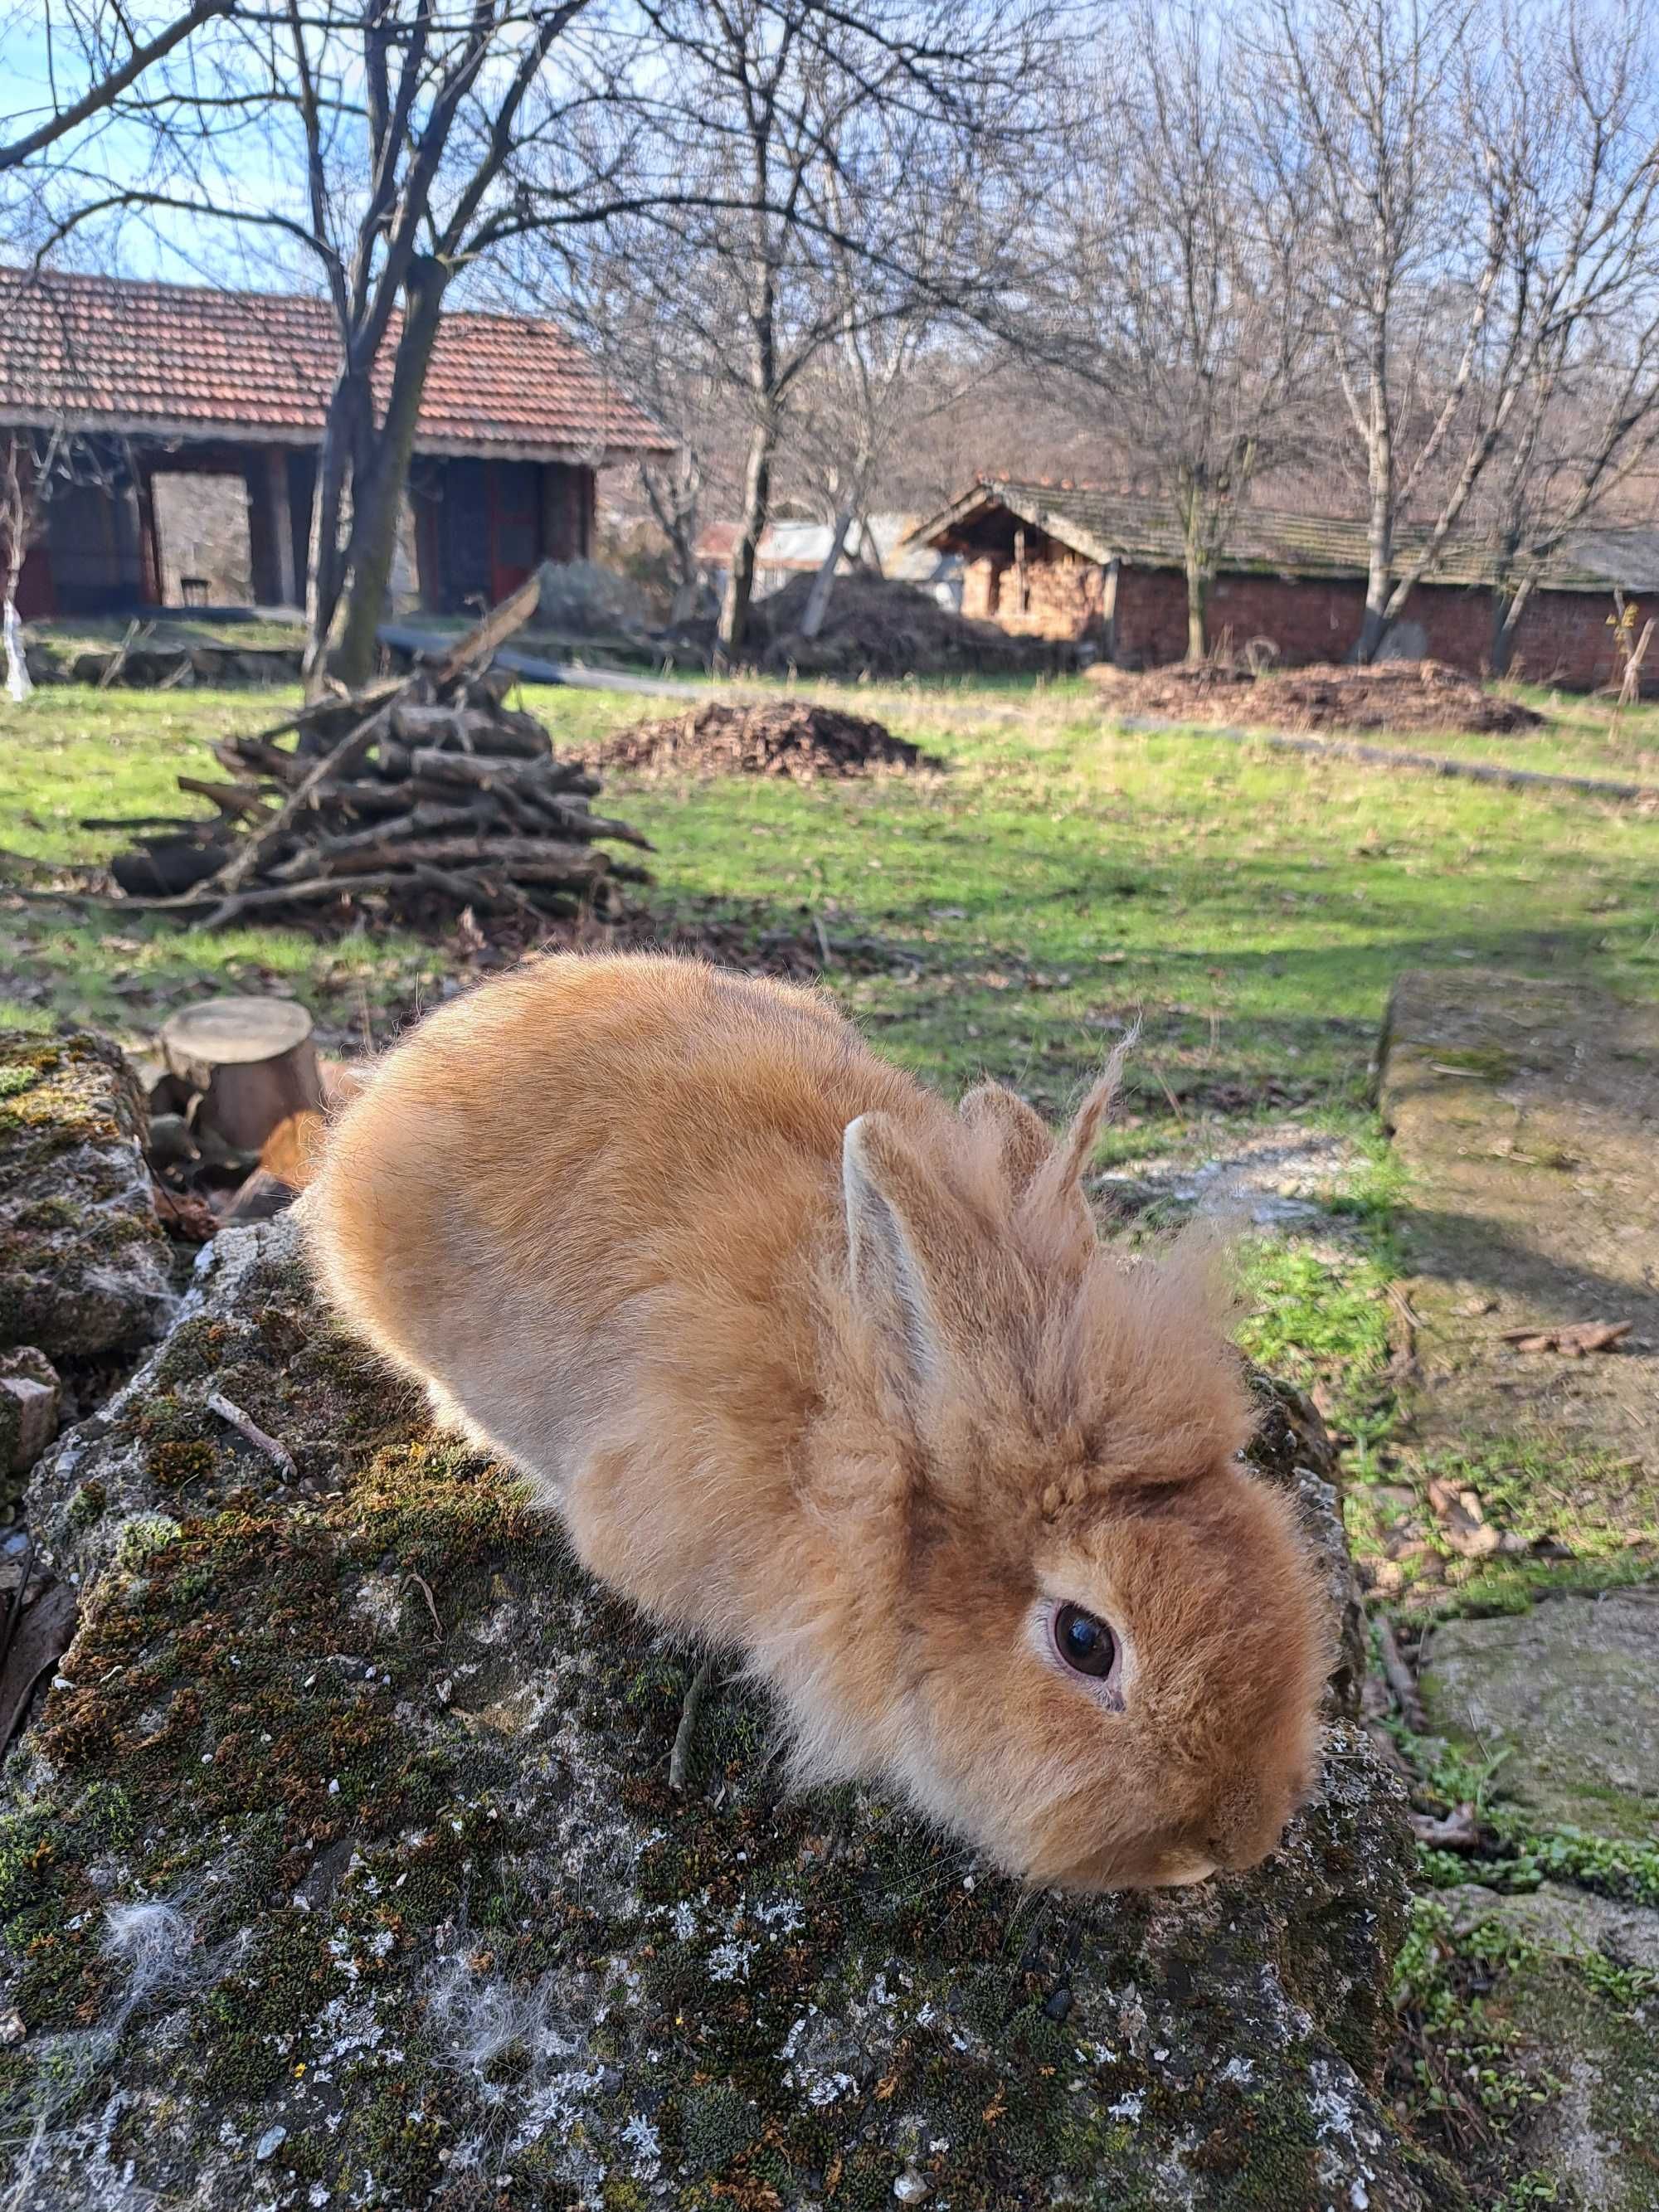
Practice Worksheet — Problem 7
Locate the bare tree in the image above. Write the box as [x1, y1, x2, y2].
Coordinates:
[1038, 2, 1317, 659]
[13, 0, 1041, 683]
[1253, 0, 1659, 663]
[1473, 7, 1659, 670]
[627, 0, 1044, 659]
[537, 221, 744, 625]
[1487, 328, 1659, 673]
[785, 162, 986, 639]
[0, 1, 233, 173]
[17, 1, 635, 692]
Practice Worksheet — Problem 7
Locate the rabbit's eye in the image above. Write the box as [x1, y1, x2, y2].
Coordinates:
[1053, 1602, 1117, 1680]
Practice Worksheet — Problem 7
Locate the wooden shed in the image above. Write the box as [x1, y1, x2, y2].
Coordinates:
[0, 268, 673, 619]
[908, 477, 1659, 689]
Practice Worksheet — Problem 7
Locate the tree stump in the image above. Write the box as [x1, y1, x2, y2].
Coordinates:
[159, 996, 324, 1153]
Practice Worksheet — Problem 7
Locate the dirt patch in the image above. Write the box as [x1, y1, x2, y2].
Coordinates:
[1375, 967, 1659, 1606]
[1088, 658, 1544, 737]
[745, 571, 1057, 678]
[580, 698, 935, 782]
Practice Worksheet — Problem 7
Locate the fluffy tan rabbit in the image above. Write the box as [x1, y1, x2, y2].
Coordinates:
[304, 952, 1331, 1891]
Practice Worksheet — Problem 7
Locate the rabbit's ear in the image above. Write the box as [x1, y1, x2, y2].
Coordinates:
[842, 1114, 952, 1391]
[959, 1081, 1051, 1196]
[1017, 1030, 1138, 1249]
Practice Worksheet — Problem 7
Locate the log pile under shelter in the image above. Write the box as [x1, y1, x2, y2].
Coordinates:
[102, 588, 651, 930]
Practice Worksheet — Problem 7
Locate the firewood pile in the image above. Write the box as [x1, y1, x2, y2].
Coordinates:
[101, 585, 651, 930]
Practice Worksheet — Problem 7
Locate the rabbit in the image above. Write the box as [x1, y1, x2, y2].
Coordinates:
[303, 950, 1332, 1892]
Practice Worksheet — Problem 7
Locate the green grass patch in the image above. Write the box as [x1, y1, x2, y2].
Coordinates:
[1235, 1238, 1393, 1398]
[3, 673, 1656, 1102]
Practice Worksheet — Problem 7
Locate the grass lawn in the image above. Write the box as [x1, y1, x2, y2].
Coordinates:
[28, 613, 309, 654]
[2, 672, 1655, 1124]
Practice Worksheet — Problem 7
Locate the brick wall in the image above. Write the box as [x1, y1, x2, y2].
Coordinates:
[967, 546, 1631, 690]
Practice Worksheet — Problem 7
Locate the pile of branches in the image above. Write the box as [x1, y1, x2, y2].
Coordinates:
[581, 699, 932, 783]
[102, 614, 652, 931]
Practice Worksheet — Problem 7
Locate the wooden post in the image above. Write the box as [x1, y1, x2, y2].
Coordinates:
[135, 464, 163, 608]
[159, 997, 324, 1153]
[1102, 556, 1121, 665]
[269, 450, 298, 606]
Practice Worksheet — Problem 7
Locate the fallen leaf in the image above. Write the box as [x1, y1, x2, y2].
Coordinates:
[1501, 1320, 1632, 1356]
[1411, 1802, 1481, 1850]
[1426, 1478, 1500, 1560]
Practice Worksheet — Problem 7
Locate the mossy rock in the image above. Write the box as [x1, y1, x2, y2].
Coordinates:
[1418, 1592, 1659, 1841]
[0, 1029, 175, 1359]
[1423, 1888, 1659, 2206]
[3, 1218, 1456, 2210]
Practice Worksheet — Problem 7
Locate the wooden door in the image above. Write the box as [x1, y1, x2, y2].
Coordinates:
[489, 462, 542, 602]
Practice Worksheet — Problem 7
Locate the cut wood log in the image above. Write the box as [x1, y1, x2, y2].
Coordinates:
[111, 834, 234, 897]
[433, 568, 542, 686]
[388, 704, 539, 754]
[405, 746, 557, 789]
[177, 775, 271, 819]
[266, 803, 484, 876]
[159, 996, 324, 1151]
[317, 834, 611, 878]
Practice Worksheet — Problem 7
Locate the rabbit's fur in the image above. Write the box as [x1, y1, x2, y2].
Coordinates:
[305, 952, 1331, 1891]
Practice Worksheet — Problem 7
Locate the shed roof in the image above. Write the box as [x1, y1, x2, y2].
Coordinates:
[0, 267, 673, 463]
[909, 477, 1659, 596]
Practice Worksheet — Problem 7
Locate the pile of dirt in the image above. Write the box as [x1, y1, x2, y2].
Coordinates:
[1087, 657, 1544, 736]
[747, 570, 1056, 678]
[581, 698, 933, 782]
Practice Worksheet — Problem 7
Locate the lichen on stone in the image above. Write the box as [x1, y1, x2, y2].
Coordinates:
[2, 1216, 1452, 2210]
[0, 1029, 176, 1362]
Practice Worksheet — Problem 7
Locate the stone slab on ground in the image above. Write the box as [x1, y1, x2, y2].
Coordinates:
[0, 1214, 1454, 2210]
[1430, 1886, 1659, 2210]
[1418, 1588, 1659, 1840]
[0, 1030, 175, 1361]
[1378, 969, 1659, 1490]
[1443, 1881, 1659, 1971]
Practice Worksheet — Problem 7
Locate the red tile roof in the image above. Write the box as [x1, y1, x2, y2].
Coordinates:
[0, 267, 673, 461]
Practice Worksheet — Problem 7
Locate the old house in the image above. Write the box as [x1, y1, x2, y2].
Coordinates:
[0, 268, 673, 620]
[909, 477, 1659, 688]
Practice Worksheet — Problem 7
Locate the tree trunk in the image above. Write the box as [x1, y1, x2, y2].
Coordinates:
[641, 455, 703, 628]
[800, 508, 855, 640]
[2, 436, 35, 701]
[718, 417, 774, 661]
[1490, 574, 1535, 677]
[303, 373, 372, 697]
[329, 258, 450, 693]
[159, 995, 324, 1155]
[1355, 416, 1394, 664]
[2, 599, 30, 703]
[1184, 552, 1208, 663]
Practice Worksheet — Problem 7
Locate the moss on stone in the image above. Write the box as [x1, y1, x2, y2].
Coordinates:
[2, 1218, 1444, 2208]
[0, 1028, 175, 1360]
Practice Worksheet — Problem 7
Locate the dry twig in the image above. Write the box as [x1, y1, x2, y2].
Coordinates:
[206, 1392, 297, 1479]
